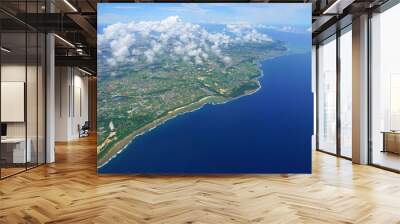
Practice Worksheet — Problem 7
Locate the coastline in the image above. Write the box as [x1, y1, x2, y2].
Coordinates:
[97, 59, 267, 169]
[98, 95, 221, 167]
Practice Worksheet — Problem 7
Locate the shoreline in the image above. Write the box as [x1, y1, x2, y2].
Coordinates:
[98, 95, 218, 167]
[97, 58, 268, 169]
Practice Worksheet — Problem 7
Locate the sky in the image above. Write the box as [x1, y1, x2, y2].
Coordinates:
[98, 3, 311, 27]
[98, 3, 311, 68]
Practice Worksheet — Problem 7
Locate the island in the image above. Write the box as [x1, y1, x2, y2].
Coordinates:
[97, 21, 288, 168]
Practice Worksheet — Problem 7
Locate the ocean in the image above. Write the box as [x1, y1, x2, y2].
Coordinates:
[99, 53, 313, 174]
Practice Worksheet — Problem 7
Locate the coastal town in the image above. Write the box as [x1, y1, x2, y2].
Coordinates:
[97, 20, 288, 167]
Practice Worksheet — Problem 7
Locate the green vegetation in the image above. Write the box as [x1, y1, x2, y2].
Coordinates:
[97, 42, 287, 166]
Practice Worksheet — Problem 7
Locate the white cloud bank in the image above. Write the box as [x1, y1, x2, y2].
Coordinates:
[226, 24, 272, 42]
[98, 16, 272, 67]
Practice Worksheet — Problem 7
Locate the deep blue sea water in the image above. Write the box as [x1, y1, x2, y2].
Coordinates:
[99, 53, 313, 174]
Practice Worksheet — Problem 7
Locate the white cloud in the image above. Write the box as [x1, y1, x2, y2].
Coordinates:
[174, 45, 185, 55]
[279, 26, 295, 32]
[99, 16, 273, 67]
[226, 24, 272, 42]
[109, 34, 136, 63]
[222, 56, 232, 65]
[107, 58, 117, 67]
[195, 56, 203, 65]
[144, 50, 155, 63]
